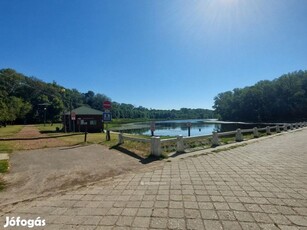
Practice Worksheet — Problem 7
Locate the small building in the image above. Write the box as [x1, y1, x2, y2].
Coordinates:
[63, 105, 104, 132]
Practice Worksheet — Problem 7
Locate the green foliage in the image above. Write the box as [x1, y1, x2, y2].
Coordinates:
[214, 70, 307, 122]
[1, 68, 216, 125]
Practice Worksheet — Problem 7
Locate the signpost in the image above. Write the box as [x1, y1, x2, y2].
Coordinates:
[187, 122, 191, 136]
[103, 101, 112, 141]
[150, 121, 155, 136]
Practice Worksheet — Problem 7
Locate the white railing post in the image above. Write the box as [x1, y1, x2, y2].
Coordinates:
[118, 133, 124, 145]
[304, 122, 306, 127]
[295, 123, 298, 129]
[276, 125, 280, 133]
[266, 126, 271, 135]
[176, 135, 184, 153]
[290, 124, 293, 130]
[283, 125, 288, 131]
[235, 129, 243, 142]
[151, 136, 161, 157]
[211, 131, 219, 146]
[253, 127, 259, 138]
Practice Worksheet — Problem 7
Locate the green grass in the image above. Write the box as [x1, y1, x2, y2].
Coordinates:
[0, 142, 13, 153]
[0, 160, 9, 173]
[0, 159, 9, 191]
[0, 125, 23, 138]
[36, 123, 63, 134]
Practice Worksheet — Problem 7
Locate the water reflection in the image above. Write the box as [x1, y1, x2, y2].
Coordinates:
[117, 119, 269, 137]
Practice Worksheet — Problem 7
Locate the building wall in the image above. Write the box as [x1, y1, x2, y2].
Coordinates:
[64, 115, 103, 132]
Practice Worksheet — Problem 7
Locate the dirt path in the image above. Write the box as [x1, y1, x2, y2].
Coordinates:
[10, 125, 67, 150]
[1, 144, 159, 205]
[0, 126, 160, 205]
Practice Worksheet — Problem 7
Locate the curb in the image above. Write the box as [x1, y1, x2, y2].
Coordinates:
[0, 154, 9, 161]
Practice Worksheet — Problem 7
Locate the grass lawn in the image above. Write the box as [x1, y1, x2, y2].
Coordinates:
[0, 160, 9, 173]
[36, 123, 63, 134]
[0, 125, 23, 138]
[0, 159, 9, 191]
[0, 125, 23, 153]
[0, 142, 14, 153]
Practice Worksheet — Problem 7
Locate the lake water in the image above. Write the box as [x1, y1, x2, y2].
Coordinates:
[116, 119, 264, 137]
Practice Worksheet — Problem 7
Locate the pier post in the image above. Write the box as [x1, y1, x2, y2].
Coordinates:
[118, 133, 124, 145]
[235, 129, 243, 142]
[211, 131, 219, 146]
[266, 126, 271, 135]
[253, 127, 259, 138]
[176, 135, 184, 153]
[276, 125, 280, 133]
[151, 136, 161, 157]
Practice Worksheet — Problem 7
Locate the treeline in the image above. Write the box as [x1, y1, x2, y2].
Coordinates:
[0, 68, 214, 125]
[213, 70, 307, 122]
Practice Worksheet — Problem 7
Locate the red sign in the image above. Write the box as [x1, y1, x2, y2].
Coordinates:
[71, 112, 76, 120]
[103, 101, 111, 109]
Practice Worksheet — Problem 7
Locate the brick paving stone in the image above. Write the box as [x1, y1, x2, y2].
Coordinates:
[185, 209, 201, 219]
[217, 210, 236, 221]
[169, 208, 184, 218]
[168, 218, 186, 230]
[152, 208, 168, 217]
[286, 215, 307, 226]
[222, 220, 243, 230]
[234, 211, 255, 222]
[252, 212, 273, 223]
[132, 217, 151, 228]
[115, 216, 134, 227]
[150, 217, 168, 229]
[1, 128, 307, 229]
[203, 219, 223, 230]
[200, 210, 219, 220]
[186, 218, 205, 230]
[240, 222, 261, 230]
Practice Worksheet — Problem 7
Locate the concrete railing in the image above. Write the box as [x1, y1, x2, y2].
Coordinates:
[117, 122, 306, 157]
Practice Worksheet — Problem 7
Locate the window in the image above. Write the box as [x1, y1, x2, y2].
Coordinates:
[90, 120, 97, 125]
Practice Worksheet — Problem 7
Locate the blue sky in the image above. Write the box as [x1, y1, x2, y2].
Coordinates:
[1, 0, 307, 109]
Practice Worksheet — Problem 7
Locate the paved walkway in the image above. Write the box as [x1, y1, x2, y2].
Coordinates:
[1, 129, 307, 229]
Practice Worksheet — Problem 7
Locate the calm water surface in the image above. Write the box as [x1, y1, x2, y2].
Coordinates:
[118, 119, 264, 137]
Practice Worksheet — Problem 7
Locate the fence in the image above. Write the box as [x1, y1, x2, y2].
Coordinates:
[117, 122, 306, 157]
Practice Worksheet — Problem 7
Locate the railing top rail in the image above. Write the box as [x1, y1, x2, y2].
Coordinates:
[183, 134, 212, 141]
[122, 135, 151, 143]
[161, 138, 177, 144]
[218, 131, 237, 137]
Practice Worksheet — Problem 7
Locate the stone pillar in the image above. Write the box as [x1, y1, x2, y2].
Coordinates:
[253, 127, 259, 138]
[151, 136, 161, 157]
[118, 133, 124, 145]
[211, 131, 219, 146]
[276, 125, 280, 133]
[235, 129, 243, 142]
[266, 126, 271, 135]
[176, 135, 184, 153]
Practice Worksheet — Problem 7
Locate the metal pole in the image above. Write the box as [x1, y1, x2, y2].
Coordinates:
[44, 107, 46, 126]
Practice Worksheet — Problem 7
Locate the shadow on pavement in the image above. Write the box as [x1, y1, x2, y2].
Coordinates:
[110, 144, 158, 164]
